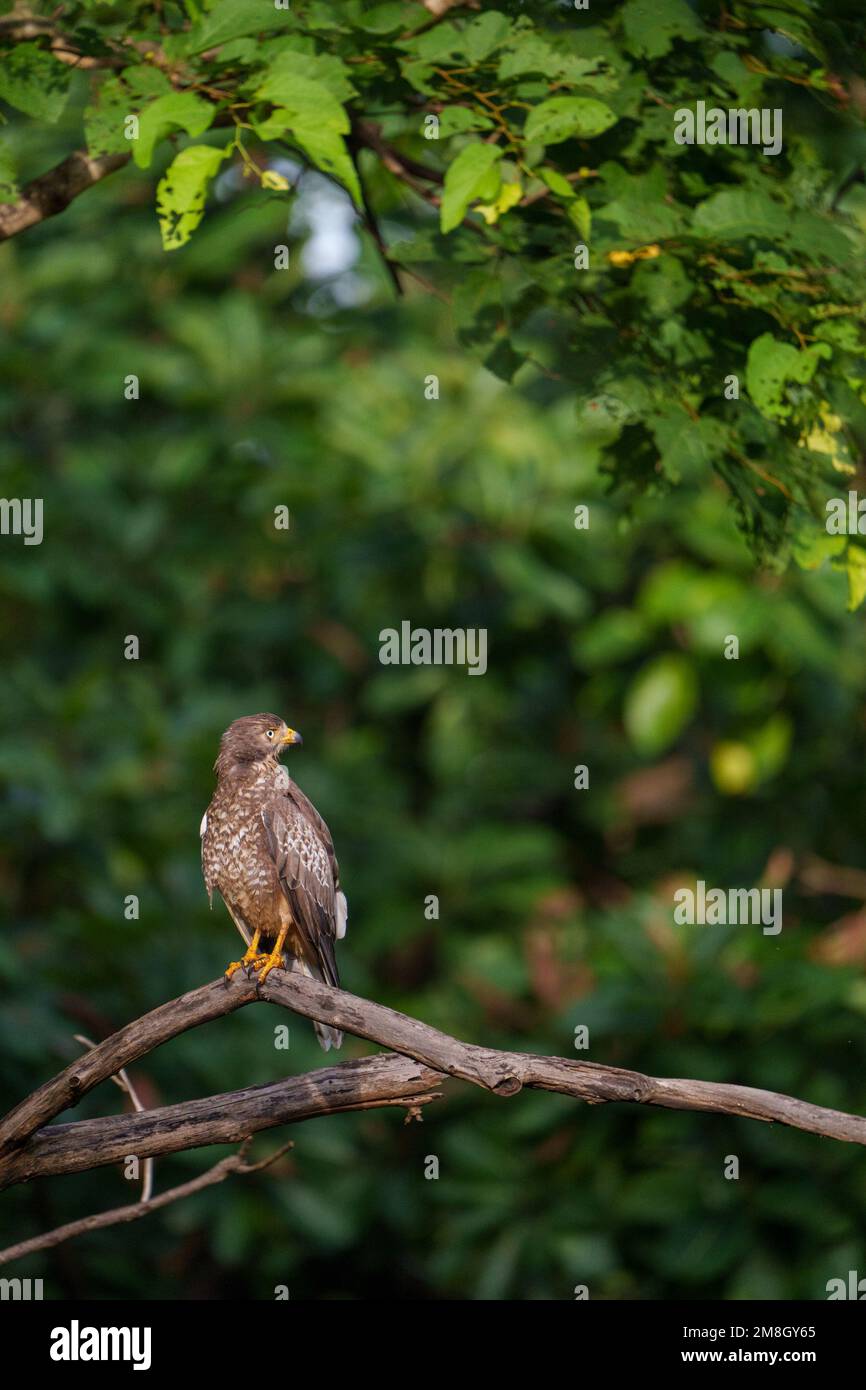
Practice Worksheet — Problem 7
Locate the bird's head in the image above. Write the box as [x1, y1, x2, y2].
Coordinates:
[215, 713, 302, 776]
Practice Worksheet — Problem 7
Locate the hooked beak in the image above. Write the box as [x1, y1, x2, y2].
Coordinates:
[281, 727, 303, 747]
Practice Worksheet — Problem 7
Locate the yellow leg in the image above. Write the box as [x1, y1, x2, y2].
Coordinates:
[224, 929, 262, 980]
[256, 924, 289, 984]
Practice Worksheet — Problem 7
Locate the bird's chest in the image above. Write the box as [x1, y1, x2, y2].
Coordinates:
[203, 777, 277, 905]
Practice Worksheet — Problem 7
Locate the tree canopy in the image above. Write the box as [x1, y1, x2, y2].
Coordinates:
[2, 0, 865, 594]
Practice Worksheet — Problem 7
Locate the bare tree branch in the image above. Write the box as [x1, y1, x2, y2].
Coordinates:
[0, 977, 257, 1155]
[0, 1054, 445, 1187]
[1, 969, 865, 1200]
[0, 1137, 295, 1266]
[0, 150, 131, 241]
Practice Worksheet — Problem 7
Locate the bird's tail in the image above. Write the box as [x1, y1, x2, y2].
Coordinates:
[291, 956, 343, 1051]
[314, 1019, 343, 1052]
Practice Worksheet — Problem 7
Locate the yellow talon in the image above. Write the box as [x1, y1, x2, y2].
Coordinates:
[255, 924, 290, 985]
[224, 930, 262, 980]
[256, 950, 285, 984]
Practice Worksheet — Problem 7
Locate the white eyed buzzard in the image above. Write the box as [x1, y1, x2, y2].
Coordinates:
[201, 714, 347, 1050]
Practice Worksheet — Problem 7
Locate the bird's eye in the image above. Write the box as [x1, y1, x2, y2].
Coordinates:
[266, 729, 275, 739]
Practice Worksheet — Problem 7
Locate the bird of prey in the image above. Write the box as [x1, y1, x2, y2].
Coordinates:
[200, 713, 347, 1050]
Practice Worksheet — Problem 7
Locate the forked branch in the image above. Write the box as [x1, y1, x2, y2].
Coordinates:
[1, 969, 864, 1198]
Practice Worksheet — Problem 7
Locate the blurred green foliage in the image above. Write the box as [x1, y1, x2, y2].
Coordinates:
[1, 7, 866, 1302]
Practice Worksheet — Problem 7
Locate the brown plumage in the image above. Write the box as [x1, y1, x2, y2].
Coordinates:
[201, 713, 347, 1050]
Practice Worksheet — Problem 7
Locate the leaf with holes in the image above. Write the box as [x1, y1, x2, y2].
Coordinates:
[156, 144, 230, 251]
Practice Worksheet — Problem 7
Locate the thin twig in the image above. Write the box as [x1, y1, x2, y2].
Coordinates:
[74, 1034, 154, 1202]
[349, 136, 403, 297]
[0, 1138, 293, 1266]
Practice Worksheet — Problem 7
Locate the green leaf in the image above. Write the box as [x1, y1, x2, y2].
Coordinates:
[156, 144, 229, 250]
[749, 713, 793, 782]
[524, 97, 617, 146]
[845, 545, 866, 611]
[302, 1, 351, 31]
[692, 190, 788, 241]
[133, 93, 214, 170]
[0, 43, 71, 123]
[596, 161, 683, 240]
[460, 12, 512, 64]
[0, 137, 19, 204]
[567, 196, 592, 241]
[498, 36, 616, 90]
[120, 66, 174, 101]
[253, 62, 360, 205]
[85, 65, 175, 159]
[353, 4, 427, 33]
[438, 107, 495, 138]
[621, 0, 702, 60]
[254, 47, 356, 103]
[184, 0, 293, 55]
[651, 412, 729, 484]
[791, 522, 846, 571]
[84, 78, 132, 158]
[252, 62, 361, 202]
[440, 142, 503, 233]
[624, 653, 698, 756]
[451, 265, 527, 379]
[693, 191, 851, 261]
[490, 545, 590, 621]
[398, 23, 463, 63]
[573, 608, 650, 668]
[746, 333, 831, 421]
[536, 167, 575, 199]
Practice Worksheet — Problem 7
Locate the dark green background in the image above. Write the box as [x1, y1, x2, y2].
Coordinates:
[2, 107, 866, 1301]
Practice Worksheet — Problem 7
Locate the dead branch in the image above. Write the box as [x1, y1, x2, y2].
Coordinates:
[1, 970, 865, 1200]
[0, 1137, 295, 1266]
[0, 1054, 445, 1187]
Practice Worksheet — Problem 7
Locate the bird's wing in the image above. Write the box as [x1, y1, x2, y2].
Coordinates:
[261, 785, 341, 988]
[284, 780, 348, 939]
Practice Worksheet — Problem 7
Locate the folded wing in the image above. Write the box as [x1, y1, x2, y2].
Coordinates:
[261, 782, 343, 988]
